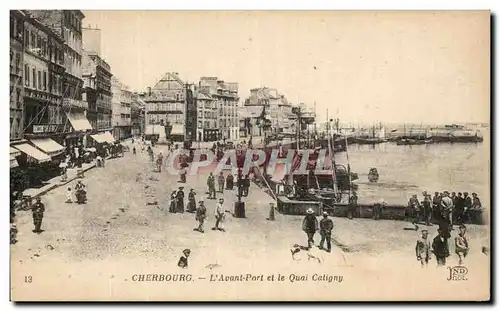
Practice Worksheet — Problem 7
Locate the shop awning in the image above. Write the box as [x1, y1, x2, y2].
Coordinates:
[145, 125, 165, 137]
[91, 132, 115, 144]
[10, 147, 21, 168]
[30, 138, 65, 156]
[171, 124, 184, 136]
[66, 113, 93, 131]
[13, 143, 51, 163]
[91, 134, 107, 144]
[102, 132, 115, 143]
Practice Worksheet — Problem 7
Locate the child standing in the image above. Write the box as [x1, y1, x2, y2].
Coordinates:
[66, 187, 73, 203]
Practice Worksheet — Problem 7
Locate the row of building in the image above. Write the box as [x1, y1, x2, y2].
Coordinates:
[9, 10, 315, 172]
[139, 75, 316, 143]
[10, 10, 143, 170]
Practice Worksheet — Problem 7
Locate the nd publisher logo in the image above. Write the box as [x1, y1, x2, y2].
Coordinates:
[447, 266, 468, 281]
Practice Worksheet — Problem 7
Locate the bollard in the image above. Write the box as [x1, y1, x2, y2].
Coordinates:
[267, 203, 275, 221]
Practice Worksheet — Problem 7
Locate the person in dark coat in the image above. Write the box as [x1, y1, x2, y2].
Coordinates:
[302, 208, 319, 249]
[422, 194, 432, 226]
[31, 197, 45, 234]
[432, 228, 450, 266]
[243, 175, 250, 197]
[319, 212, 334, 252]
[454, 193, 465, 225]
[207, 172, 216, 199]
[187, 189, 197, 213]
[347, 192, 358, 219]
[169, 190, 177, 213]
[217, 172, 225, 193]
[226, 174, 234, 190]
[194, 199, 207, 233]
[176, 187, 185, 213]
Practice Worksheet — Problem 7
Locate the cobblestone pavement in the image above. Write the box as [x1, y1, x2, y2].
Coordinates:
[10, 142, 490, 300]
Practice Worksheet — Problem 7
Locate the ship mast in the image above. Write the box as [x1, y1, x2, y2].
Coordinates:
[326, 109, 338, 194]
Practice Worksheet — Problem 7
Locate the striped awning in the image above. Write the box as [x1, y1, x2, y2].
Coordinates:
[13, 143, 51, 163]
[30, 138, 65, 156]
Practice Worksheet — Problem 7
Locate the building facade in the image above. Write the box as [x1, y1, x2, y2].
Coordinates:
[242, 87, 295, 137]
[82, 50, 112, 133]
[22, 13, 68, 144]
[131, 93, 145, 137]
[10, 10, 25, 141]
[28, 10, 90, 147]
[198, 77, 239, 142]
[111, 77, 132, 140]
[143, 72, 186, 142]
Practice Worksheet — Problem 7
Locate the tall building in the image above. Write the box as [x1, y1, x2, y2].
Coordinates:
[198, 77, 239, 142]
[81, 50, 112, 134]
[131, 93, 145, 137]
[22, 13, 68, 145]
[10, 10, 25, 141]
[28, 10, 91, 147]
[195, 89, 218, 142]
[143, 72, 186, 142]
[111, 77, 132, 140]
[242, 87, 294, 136]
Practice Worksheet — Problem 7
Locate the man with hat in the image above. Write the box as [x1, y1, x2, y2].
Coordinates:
[194, 198, 207, 233]
[319, 211, 334, 252]
[31, 197, 45, 234]
[176, 186, 185, 213]
[302, 208, 319, 249]
[212, 198, 226, 232]
[415, 229, 431, 267]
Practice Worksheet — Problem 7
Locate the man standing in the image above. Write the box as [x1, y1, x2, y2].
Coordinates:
[463, 192, 472, 223]
[407, 194, 421, 224]
[422, 194, 432, 226]
[176, 186, 185, 213]
[31, 197, 45, 234]
[217, 171, 225, 193]
[455, 224, 469, 265]
[432, 228, 450, 266]
[454, 193, 465, 225]
[432, 191, 441, 221]
[347, 192, 358, 220]
[212, 198, 226, 232]
[319, 211, 334, 252]
[441, 191, 454, 230]
[156, 152, 164, 172]
[302, 208, 319, 249]
[415, 229, 431, 267]
[207, 172, 216, 199]
[194, 199, 207, 233]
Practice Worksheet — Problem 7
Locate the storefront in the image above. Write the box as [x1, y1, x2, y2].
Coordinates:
[65, 112, 93, 148]
[170, 123, 184, 142]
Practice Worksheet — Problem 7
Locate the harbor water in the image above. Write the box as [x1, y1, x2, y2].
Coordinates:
[339, 128, 490, 207]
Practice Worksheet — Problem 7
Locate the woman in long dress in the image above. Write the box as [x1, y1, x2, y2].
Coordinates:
[169, 190, 177, 213]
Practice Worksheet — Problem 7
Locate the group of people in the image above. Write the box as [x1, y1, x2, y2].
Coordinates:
[301, 208, 335, 253]
[407, 190, 483, 227]
[167, 186, 227, 233]
[415, 224, 469, 267]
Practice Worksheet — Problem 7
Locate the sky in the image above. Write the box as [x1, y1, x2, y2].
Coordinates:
[82, 10, 490, 125]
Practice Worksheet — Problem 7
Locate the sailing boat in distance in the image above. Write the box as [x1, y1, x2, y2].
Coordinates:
[352, 122, 387, 145]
